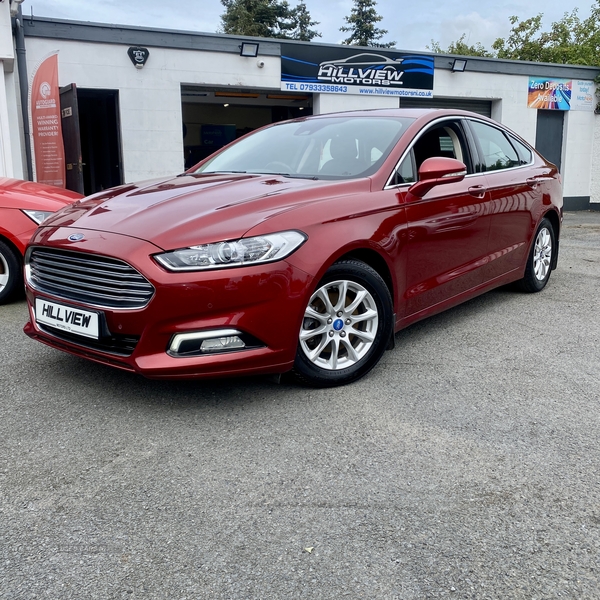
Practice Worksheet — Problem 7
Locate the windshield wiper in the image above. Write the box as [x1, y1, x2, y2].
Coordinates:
[282, 174, 319, 180]
[253, 171, 319, 180]
[179, 170, 318, 180]
[178, 170, 248, 177]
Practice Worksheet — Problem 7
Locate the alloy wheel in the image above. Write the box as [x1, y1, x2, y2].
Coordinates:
[533, 227, 552, 281]
[299, 279, 379, 371]
[0, 253, 9, 293]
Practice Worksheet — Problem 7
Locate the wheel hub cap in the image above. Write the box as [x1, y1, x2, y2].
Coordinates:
[533, 227, 552, 281]
[0, 254, 9, 291]
[299, 279, 379, 371]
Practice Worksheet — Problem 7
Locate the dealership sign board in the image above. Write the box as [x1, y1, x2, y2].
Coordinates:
[281, 47, 434, 98]
[527, 78, 595, 111]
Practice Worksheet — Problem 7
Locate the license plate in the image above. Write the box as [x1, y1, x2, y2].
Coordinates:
[35, 298, 100, 339]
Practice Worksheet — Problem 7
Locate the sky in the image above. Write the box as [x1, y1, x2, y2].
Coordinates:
[18, 0, 594, 53]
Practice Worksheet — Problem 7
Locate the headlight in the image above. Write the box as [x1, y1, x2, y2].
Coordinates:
[22, 210, 55, 225]
[154, 230, 307, 271]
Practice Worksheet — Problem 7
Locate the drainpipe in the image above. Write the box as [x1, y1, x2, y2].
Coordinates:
[12, 2, 33, 180]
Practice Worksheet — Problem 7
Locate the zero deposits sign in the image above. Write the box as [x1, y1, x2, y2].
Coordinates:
[527, 77, 595, 111]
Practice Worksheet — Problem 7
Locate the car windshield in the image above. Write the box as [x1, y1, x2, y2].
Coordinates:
[191, 116, 414, 180]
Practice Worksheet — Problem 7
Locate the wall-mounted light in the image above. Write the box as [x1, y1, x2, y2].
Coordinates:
[239, 42, 259, 57]
[451, 59, 467, 73]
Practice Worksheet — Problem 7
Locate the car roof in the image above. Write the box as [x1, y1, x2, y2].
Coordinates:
[304, 108, 488, 120]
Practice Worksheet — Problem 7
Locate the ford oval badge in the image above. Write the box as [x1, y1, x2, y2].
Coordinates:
[68, 233, 85, 242]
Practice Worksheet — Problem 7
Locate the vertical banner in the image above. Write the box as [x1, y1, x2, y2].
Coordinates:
[29, 52, 65, 187]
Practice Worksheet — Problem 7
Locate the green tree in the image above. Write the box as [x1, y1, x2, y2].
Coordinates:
[429, 1, 600, 67]
[289, 2, 321, 41]
[492, 4, 600, 65]
[428, 34, 492, 57]
[340, 0, 395, 48]
[220, 0, 320, 40]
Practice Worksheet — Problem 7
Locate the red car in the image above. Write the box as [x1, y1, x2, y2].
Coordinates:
[0, 178, 82, 304]
[23, 109, 562, 386]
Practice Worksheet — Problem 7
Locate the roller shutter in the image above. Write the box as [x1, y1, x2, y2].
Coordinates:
[399, 97, 492, 117]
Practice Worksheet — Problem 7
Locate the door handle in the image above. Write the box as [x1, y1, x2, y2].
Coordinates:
[66, 161, 85, 173]
[468, 185, 486, 198]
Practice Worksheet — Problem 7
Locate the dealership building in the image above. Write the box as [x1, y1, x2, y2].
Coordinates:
[1, 1, 599, 209]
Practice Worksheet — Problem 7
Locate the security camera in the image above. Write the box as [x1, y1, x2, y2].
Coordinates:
[257, 60, 265, 68]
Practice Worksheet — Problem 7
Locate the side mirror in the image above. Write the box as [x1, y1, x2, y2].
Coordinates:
[407, 156, 467, 199]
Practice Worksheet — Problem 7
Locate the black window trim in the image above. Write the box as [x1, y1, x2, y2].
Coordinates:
[464, 117, 535, 174]
[384, 116, 480, 190]
[507, 132, 534, 166]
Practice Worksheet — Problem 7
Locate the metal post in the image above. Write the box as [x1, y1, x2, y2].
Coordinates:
[13, 4, 33, 180]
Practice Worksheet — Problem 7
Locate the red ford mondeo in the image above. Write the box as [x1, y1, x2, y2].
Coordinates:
[23, 109, 562, 386]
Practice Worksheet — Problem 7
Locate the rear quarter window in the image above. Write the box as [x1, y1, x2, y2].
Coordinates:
[469, 120, 520, 171]
[508, 135, 533, 165]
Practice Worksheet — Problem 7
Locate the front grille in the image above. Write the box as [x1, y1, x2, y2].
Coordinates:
[28, 247, 155, 309]
[38, 324, 140, 356]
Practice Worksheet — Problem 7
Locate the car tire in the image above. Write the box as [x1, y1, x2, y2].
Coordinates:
[517, 217, 556, 293]
[293, 259, 394, 387]
[0, 239, 23, 305]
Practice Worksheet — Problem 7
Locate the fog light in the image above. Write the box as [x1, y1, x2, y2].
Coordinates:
[169, 329, 252, 357]
[201, 335, 245, 352]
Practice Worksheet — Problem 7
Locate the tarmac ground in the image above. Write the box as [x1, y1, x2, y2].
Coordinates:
[1, 210, 600, 599]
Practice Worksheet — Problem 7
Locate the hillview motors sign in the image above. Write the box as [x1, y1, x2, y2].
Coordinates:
[281, 46, 434, 98]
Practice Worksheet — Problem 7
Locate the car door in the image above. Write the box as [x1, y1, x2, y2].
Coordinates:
[466, 119, 542, 280]
[396, 120, 493, 318]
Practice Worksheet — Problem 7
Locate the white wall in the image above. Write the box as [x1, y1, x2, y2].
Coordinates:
[0, 1, 14, 64]
[562, 110, 597, 200]
[1, 67, 25, 179]
[434, 69, 599, 200]
[0, 66, 12, 177]
[0, 1, 15, 178]
[25, 38, 282, 183]
[433, 70, 538, 146]
[22, 36, 599, 202]
[591, 116, 600, 206]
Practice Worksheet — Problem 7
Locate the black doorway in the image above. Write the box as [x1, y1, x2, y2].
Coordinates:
[77, 89, 123, 195]
[535, 110, 564, 172]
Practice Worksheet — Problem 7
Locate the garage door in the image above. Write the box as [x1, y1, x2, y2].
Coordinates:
[399, 97, 492, 117]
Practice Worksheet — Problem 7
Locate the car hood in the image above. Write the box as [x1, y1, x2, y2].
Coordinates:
[44, 173, 369, 250]
[0, 177, 83, 211]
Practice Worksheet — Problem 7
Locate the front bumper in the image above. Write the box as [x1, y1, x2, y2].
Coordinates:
[24, 227, 312, 379]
